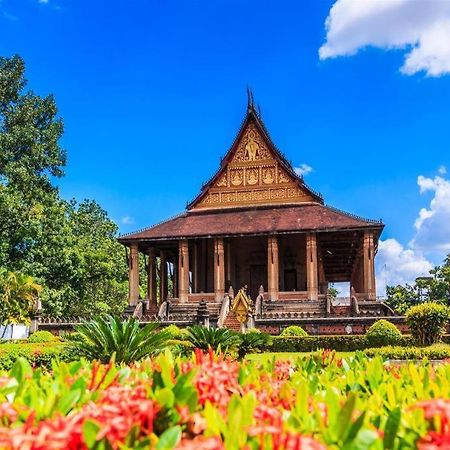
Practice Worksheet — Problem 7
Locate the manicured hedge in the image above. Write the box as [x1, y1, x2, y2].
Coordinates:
[0, 341, 69, 371]
[363, 344, 450, 360]
[28, 330, 61, 343]
[269, 335, 414, 352]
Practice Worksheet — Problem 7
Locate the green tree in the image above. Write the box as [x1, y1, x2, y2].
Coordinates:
[427, 257, 450, 302]
[1, 55, 128, 319]
[0, 269, 42, 329]
[386, 255, 450, 315]
[0, 55, 65, 269]
[36, 199, 128, 318]
[385, 284, 419, 314]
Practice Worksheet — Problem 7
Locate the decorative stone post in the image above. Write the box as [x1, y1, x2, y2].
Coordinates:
[128, 243, 140, 306]
[267, 236, 279, 301]
[147, 247, 157, 308]
[196, 299, 210, 328]
[363, 231, 376, 300]
[214, 238, 225, 301]
[306, 233, 319, 301]
[178, 239, 190, 302]
[159, 250, 168, 303]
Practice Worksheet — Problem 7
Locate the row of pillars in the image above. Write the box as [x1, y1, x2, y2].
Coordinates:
[127, 231, 376, 305]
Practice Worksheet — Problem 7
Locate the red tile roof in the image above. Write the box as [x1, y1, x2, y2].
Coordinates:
[119, 203, 383, 243]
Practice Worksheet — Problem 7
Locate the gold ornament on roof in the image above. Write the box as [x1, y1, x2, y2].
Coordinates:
[231, 170, 243, 186]
[247, 168, 258, 185]
[262, 168, 274, 184]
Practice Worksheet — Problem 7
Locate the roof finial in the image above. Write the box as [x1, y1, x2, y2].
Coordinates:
[246, 84, 255, 111]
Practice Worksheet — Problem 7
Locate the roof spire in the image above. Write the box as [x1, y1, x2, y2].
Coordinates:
[257, 103, 262, 118]
[246, 85, 255, 111]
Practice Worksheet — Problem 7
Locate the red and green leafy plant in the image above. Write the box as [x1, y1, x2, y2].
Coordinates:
[1, 349, 450, 448]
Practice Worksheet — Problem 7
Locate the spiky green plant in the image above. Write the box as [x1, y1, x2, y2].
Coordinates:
[237, 330, 272, 359]
[184, 325, 241, 353]
[67, 315, 170, 364]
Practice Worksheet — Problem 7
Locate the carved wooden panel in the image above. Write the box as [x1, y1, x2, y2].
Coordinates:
[193, 123, 314, 209]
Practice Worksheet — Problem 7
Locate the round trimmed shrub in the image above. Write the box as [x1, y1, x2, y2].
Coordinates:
[28, 330, 61, 343]
[406, 302, 450, 345]
[280, 325, 308, 337]
[365, 319, 402, 347]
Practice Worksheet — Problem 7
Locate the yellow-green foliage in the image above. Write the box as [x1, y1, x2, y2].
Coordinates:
[365, 319, 403, 347]
[28, 330, 61, 343]
[279, 325, 308, 337]
[0, 341, 67, 371]
[406, 302, 450, 345]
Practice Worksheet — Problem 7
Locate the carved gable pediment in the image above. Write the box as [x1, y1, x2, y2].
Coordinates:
[190, 117, 317, 210]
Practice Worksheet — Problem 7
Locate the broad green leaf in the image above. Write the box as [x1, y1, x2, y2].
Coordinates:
[156, 425, 181, 450]
[383, 407, 401, 449]
[83, 420, 101, 448]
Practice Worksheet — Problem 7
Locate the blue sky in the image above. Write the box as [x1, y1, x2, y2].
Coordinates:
[1, 0, 450, 290]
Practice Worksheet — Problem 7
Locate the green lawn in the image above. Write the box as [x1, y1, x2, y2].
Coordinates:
[246, 351, 354, 363]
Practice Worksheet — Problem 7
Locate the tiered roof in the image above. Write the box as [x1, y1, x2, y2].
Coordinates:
[120, 101, 383, 244]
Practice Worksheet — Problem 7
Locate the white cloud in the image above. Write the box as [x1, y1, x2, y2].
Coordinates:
[438, 165, 447, 175]
[121, 215, 135, 225]
[319, 0, 450, 77]
[410, 175, 450, 252]
[294, 163, 313, 177]
[375, 171, 450, 296]
[376, 239, 432, 296]
[38, 0, 49, 3]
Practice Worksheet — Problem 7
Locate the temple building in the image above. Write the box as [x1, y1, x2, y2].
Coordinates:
[119, 98, 395, 333]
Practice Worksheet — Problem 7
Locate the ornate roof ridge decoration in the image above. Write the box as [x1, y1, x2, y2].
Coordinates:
[187, 98, 324, 210]
[323, 204, 383, 225]
[118, 211, 187, 239]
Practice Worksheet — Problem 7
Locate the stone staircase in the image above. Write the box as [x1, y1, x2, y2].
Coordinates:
[223, 310, 242, 332]
[164, 301, 222, 322]
[261, 300, 327, 318]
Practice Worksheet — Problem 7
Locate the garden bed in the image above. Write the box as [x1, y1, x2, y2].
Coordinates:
[1, 350, 450, 448]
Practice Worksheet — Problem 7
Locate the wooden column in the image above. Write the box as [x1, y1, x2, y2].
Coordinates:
[214, 238, 225, 301]
[193, 242, 199, 294]
[306, 233, 319, 300]
[363, 231, 376, 300]
[318, 257, 327, 295]
[172, 259, 178, 298]
[267, 236, 279, 301]
[128, 243, 140, 306]
[147, 247, 157, 305]
[159, 250, 168, 303]
[178, 239, 190, 302]
[226, 241, 231, 288]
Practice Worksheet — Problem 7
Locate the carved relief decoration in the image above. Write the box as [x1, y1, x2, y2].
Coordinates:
[192, 123, 315, 209]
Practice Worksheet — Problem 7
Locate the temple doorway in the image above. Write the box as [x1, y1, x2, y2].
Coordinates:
[249, 264, 265, 300]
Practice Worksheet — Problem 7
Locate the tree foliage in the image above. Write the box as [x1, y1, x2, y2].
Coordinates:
[0, 268, 42, 327]
[0, 55, 128, 318]
[386, 255, 450, 314]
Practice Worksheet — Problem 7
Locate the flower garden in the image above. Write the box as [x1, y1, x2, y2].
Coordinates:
[1, 348, 450, 449]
